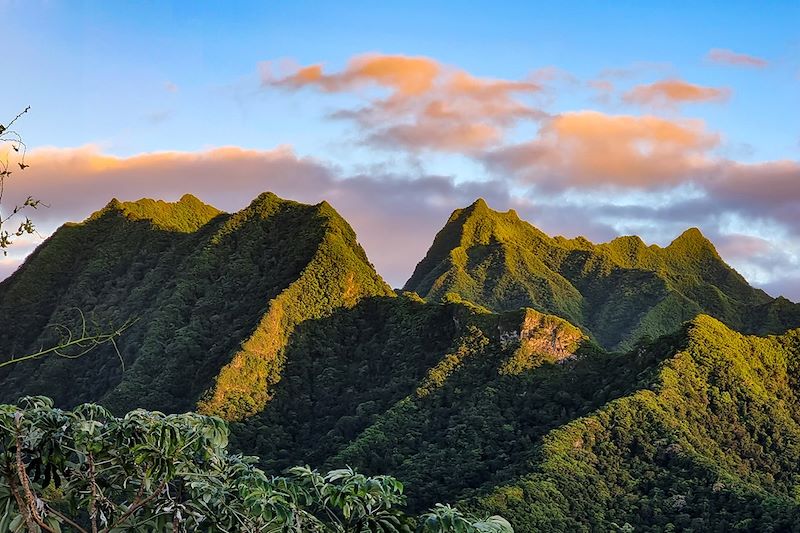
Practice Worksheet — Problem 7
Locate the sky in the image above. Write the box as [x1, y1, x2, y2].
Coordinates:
[1, 1, 799, 298]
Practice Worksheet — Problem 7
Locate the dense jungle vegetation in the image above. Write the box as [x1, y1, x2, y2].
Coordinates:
[2, 193, 800, 531]
[404, 199, 800, 350]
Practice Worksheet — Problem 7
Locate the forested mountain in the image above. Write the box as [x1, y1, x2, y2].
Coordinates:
[0, 192, 391, 419]
[466, 317, 800, 531]
[405, 198, 800, 350]
[1, 192, 800, 531]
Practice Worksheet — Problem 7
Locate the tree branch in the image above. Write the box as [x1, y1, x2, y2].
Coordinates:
[101, 480, 168, 533]
[43, 505, 90, 533]
[88, 452, 98, 533]
[14, 413, 57, 533]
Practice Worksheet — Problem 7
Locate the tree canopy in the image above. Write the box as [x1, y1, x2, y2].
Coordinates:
[0, 397, 512, 532]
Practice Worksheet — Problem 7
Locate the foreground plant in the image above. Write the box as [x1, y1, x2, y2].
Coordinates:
[0, 397, 511, 532]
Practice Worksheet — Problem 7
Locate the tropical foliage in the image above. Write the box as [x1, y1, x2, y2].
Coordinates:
[2, 192, 800, 531]
[0, 397, 511, 532]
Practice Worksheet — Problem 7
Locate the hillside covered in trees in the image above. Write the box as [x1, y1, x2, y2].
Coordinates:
[1, 192, 800, 531]
[0, 192, 391, 419]
[405, 199, 800, 350]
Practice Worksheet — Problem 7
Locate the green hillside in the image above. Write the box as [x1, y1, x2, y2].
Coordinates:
[0, 192, 391, 420]
[227, 291, 800, 530]
[2, 193, 800, 531]
[467, 317, 800, 531]
[404, 198, 799, 349]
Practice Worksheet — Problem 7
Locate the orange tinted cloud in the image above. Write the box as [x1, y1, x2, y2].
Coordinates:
[484, 111, 719, 187]
[271, 55, 442, 97]
[706, 48, 768, 68]
[263, 53, 544, 153]
[369, 121, 501, 152]
[8, 145, 512, 286]
[623, 79, 730, 108]
[6, 145, 800, 300]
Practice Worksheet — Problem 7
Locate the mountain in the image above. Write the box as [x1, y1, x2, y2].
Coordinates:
[404, 198, 800, 349]
[231, 292, 800, 531]
[2, 193, 800, 531]
[0, 192, 391, 420]
[229, 294, 586, 473]
[465, 317, 800, 531]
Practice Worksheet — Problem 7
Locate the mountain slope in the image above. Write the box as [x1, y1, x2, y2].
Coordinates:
[467, 317, 800, 531]
[223, 285, 800, 530]
[3, 193, 800, 531]
[404, 198, 798, 349]
[0, 192, 391, 419]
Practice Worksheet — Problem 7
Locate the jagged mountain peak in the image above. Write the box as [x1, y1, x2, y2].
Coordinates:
[406, 198, 796, 349]
[91, 193, 222, 232]
[665, 226, 720, 256]
[0, 191, 391, 421]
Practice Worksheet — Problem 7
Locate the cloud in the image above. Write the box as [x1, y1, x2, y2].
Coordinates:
[366, 120, 501, 152]
[261, 53, 545, 153]
[0, 257, 22, 280]
[266, 54, 442, 97]
[715, 233, 774, 260]
[706, 48, 768, 68]
[5, 145, 510, 287]
[3, 143, 799, 301]
[484, 111, 719, 188]
[760, 276, 800, 301]
[623, 79, 730, 109]
[705, 160, 800, 234]
[587, 79, 615, 104]
[595, 62, 674, 81]
[713, 232, 800, 300]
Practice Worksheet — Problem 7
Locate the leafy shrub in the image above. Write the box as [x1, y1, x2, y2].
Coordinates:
[0, 397, 512, 532]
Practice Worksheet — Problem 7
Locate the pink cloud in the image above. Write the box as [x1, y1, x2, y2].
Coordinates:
[484, 111, 719, 188]
[623, 79, 730, 109]
[0, 257, 22, 280]
[262, 53, 545, 153]
[706, 48, 768, 68]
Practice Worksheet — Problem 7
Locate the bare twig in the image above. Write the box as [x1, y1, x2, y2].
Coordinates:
[0, 107, 36, 254]
[1, 106, 30, 132]
[0, 316, 137, 370]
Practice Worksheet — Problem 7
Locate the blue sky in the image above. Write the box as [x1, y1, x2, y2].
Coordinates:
[1, 1, 799, 295]
[6, 1, 799, 158]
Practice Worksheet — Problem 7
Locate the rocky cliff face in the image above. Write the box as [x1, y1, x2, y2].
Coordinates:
[498, 309, 586, 374]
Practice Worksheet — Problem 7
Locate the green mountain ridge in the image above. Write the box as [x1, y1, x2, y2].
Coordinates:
[467, 316, 800, 531]
[96, 193, 224, 232]
[0, 192, 391, 419]
[2, 192, 800, 531]
[404, 198, 797, 349]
